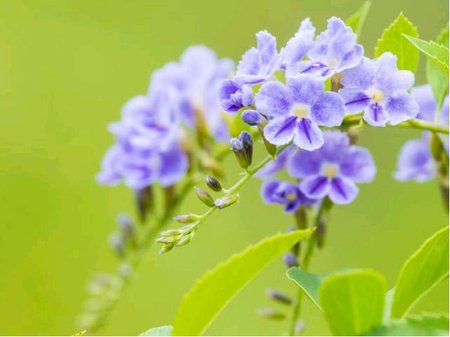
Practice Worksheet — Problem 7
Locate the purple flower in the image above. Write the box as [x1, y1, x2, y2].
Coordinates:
[219, 79, 254, 113]
[286, 17, 363, 78]
[150, 45, 234, 141]
[97, 96, 188, 189]
[281, 18, 315, 69]
[288, 131, 376, 204]
[255, 145, 297, 179]
[394, 136, 435, 183]
[255, 75, 345, 150]
[235, 31, 281, 85]
[411, 85, 449, 125]
[261, 179, 314, 213]
[339, 52, 419, 126]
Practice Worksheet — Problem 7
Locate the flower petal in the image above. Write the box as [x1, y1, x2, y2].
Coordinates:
[263, 116, 297, 145]
[157, 147, 189, 187]
[363, 102, 390, 126]
[329, 177, 359, 204]
[255, 81, 293, 117]
[386, 91, 420, 125]
[293, 119, 324, 151]
[281, 18, 315, 68]
[339, 87, 370, 114]
[394, 137, 435, 182]
[311, 91, 345, 127]
[341, 146, 376, 183]
[299, 175, 330, 199]
[287, 75, 324, 106]
[287, 148, 321, 178]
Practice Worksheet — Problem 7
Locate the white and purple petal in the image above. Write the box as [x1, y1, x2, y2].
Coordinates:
[264, 116, 297, 145]
[329, 177, 359, 204]
[293, 119, 324, 151]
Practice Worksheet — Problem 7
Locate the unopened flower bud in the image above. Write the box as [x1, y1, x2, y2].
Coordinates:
[266, 288, 292, 305]
[295, 320, 305, 334]
[205, 176, 222, 192]
[109, 233, 124, 257]
[160, 228, 182, 237]
[283, 253, 299, 268]
[258, 307, 286, 320]
[242, 109, 263, 126]
[195, 187, 215, 207]
[117, 213, 134, 237]
[158, 244, 174, 255]
[135, 186, 154, 223]
[175, 233, 195, 247]
[239, 131, 253, 167]
[214, 194, 239, 209]
[173, 213, 200, 224]
[230, 137, 249, 169]
[118, 263, 132, 278]
[156, 236, 181, 244]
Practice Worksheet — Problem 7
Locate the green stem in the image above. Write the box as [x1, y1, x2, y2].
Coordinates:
[288, 200, 328, 336]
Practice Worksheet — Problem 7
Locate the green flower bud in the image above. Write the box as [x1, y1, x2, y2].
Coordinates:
[258, 307, 286, 320]
[214, 194, 239, 209]
[194, 187, 215, 207]
[158, 244, 174, 255]
[159, 228, 182, 237]
[173, 213, 200, 224]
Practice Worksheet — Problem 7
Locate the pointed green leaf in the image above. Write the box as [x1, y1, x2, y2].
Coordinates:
[367, 313, 449, 336]
[172, 229, 314, 336]
[427, 26, 449, 107]
[286, 267, 324, 309]
[375, 13, 419, 72]
[391, 226, 449, 319]
[404, 35, 449, 75]
[139, 325, 173, 336]
[346, 1, 371, 36]
[319, 269, 386, 335]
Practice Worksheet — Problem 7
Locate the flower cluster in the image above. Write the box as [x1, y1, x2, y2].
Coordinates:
[394, 85, 449, 182]
[97, 46, 233, 190]
[218, 17, 421, 210]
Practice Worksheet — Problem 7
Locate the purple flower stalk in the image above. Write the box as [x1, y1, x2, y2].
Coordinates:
[286, 17, 363, 78]
[261, 179, 314, 213]
[339, 52, 419, 126]
[288, 131, 376, 204]
[255, 75, 345, 150]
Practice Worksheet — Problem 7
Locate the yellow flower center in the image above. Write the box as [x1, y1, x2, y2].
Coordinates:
[329, 57, 339, 68]
[371, 89, 384, 103]
[285, 192, 297, 201]
[323, 164, 338, 178]
[292, 105, 310, 119]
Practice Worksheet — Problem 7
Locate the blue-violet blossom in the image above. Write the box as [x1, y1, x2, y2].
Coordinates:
[261, 179, 314, 212]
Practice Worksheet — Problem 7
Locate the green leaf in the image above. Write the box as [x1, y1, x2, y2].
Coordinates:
[286, 267, 324, 309]
[375, 13, 419, 72]
[404, 35, 449, 75]
[346, 1, 371, 36]
[366, 313, 449, 336]
[319, 269, 386, 335]
[427, 26, 449, 107]
[172, 229, 314, 336]
[139, 325, 173, 336]
[391, 226, 449, 319]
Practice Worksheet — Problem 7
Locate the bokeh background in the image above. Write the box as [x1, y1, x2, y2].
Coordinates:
[0, 0, 448, 335]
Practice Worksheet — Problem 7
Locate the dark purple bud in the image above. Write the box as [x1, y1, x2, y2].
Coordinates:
[239, 131, 253, 167]
[205, 176, 222, 192]
[242, 109, 263, 126]
[230, 138, 249, 169]
[135, 186, 153, 223]
[266, 289, 292, 305]
[283, 252, 299, 268]
[194, 187, 215, 207]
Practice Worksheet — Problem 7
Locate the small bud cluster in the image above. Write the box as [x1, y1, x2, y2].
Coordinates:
[156, 175, 240, 254]
[230, 131, 254, 169]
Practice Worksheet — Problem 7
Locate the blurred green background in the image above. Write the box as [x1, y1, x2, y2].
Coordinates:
[0, 0, 448, 335]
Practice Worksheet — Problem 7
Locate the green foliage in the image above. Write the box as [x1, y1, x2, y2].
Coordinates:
[427, 26, 449, 107]
[375, 13, 419, 72]
[172, 229, 314, 336]
[319, 270, 386, 335]
[367, 314, 449, 336]
[139, 325, 173, 336]
[404, 35, 449, 75]
[346, 1, 371, 36]
[391, 227, 449, 319]
[286, 267, 323, 309]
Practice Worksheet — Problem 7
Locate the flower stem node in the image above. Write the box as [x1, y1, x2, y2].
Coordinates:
[205, 176, 223, 192]
[194, 187, 215, 207]
[214, 194, 239, 209]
